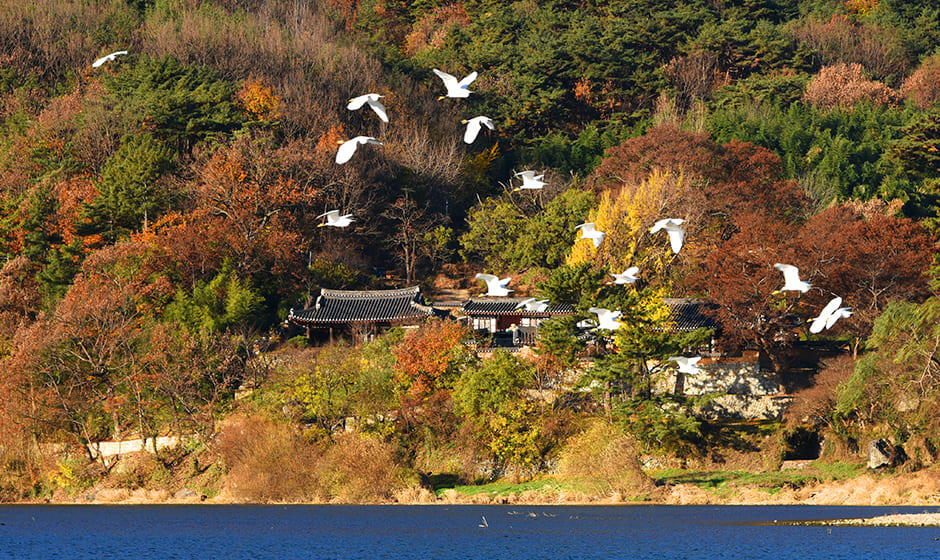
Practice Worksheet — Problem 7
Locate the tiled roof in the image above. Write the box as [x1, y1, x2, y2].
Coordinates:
[461, 297, 575, 316]
[663, 298, 720, 332]
[289, 286, 432, 325]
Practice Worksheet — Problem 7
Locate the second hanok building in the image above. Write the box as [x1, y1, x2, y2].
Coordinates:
[288, 286, 434, 343]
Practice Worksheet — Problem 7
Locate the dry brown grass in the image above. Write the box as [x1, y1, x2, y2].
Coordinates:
[317, 432, 414, 503]
[797, 469, 940, 505]
[557, 421, 658, 500]
[216, 415, 323, 502]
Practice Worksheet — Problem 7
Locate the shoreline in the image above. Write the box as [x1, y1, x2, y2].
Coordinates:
[17, 471, 940, 509]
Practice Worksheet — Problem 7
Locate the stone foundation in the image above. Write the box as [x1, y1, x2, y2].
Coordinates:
[657, 353, 789, 420]
[695, 394, 794, 421]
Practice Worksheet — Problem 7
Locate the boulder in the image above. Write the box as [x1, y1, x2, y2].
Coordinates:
[174, 488, 199, 500]
[867, 438, 894, 470]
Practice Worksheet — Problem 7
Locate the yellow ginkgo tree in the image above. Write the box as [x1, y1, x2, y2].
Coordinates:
[567, 168, 705, 285]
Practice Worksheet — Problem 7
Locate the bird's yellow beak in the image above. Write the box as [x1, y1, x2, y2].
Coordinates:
[317, 223, 326, 227]
[461, 119, 468, 124]
[438, 95, 446, 101]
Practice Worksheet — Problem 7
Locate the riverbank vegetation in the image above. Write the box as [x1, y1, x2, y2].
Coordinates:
[3, 0, 940, 503]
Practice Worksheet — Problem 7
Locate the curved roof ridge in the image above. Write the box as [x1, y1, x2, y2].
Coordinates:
[320, 286, 421, 299]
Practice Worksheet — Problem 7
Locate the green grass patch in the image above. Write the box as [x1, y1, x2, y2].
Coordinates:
[651, 469, 815, 496]
[436, 477, 574, 498]
[651, 461, 866, 496]
[807, 460, 866, 478]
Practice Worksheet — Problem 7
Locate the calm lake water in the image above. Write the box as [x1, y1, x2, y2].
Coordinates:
[1, 504, 939, 559]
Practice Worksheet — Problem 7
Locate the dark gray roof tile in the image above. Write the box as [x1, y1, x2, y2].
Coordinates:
[289, 286, 432, 325]
[663, 298, 720, 331]
[461, 297, 575, 316]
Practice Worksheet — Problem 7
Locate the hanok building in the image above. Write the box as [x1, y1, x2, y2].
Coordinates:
[460, 297, 575, 347]
[288, 286, 434, 343]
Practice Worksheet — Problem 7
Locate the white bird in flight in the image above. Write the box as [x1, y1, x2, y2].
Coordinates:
[92, 50, 128, 68]
[611, 266, 640, 285]
[317, 210, 354, 228]
[575, 222, 606, 248]
[476, 273, 512, 297]
[773, 263, 811, 294]
[650, 218, 686, 254]
[513, 171, 546, 191]
[588, 307, 622, 331]
[336, 136, 382, 164]
[809, 296, 852, 334]
[347, 93, 388, 123]
[515, 298, 549, 312]
[433, 68, 478, 99]
[462, 116, 495, 144]
[669, 356, 702, 374]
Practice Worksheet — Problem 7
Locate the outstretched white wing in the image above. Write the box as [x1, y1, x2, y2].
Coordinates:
[464, 116, 494, 144]
[774, 263, 811, 293]
[92, 50, 128, 68]
[434, 69, 477, 98]
[669, 356, 702, 374]
[457, 71, 478, 88]
[514, 170, 545, 190]
[612, 266, 640, 284]
[588, 307, 622, 330]
[336, 136, 381, 164]
[347, 94, 389, 123]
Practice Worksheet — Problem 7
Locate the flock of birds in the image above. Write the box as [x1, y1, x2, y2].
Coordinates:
[92, 50, 852, 377]
[336, 69, 497, 166]
[334, 65, 857, 377]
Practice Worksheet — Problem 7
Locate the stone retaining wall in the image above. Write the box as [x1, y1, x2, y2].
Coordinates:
[656, 355, 789, 420]
[88, 436, 179, 461]
[681, 358, 779, 396]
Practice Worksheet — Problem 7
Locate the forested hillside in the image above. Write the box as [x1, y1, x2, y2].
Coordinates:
[2, 0, 940, 502]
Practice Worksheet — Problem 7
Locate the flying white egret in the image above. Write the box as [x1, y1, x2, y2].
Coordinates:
[809, 297, 853, 333]
[668, 356, 702, 375]
[347, 93, 389, 123]
[575, 222, 606, 248]
[462, 116, 495, 144]
[476, 273, 512, 296]
[513, 171, 546, 191]
[515, 298, 549, 312]
[650, 218, 686, 254]
[335, 136, 382, 164]
[588, 307, 622, 331]
[433, 68, 478, 99]
[317, 210, 354, 228]
[773, 263, 811, 294]
[92, 50, 128, 68]
[611, 266, 640, 285]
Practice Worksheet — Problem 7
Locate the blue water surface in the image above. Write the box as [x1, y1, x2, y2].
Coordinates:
[1, 504, 939, 559]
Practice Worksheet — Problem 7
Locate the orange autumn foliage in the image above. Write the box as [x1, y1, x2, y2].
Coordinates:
[237, 78, 281, 121]
[392, 319, 473, 400]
